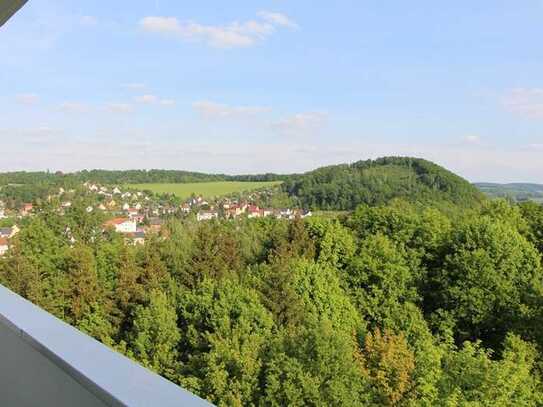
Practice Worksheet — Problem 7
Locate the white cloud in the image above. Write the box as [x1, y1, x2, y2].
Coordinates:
[503, 88, 543, 118]
[193, 100, 270, 118]
[140, 11, 297, 48]
[272, 112, 328, 136]
[134, 95, 175, 106]
[105, 103, 133, 113]
[135, 94, 158, 104]
[257, 11, 299, 29]
[140, 16, 181, 34]
[463, 135, 482, 145]
[59, 102, 89, 113]
[16, 93, 39, 105]
[80, 15, 97, 26]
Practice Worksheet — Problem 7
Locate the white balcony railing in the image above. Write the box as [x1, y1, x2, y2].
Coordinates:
[0, 284, 213, 407]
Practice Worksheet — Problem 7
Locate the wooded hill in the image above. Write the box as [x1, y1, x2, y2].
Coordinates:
[0, 157, 485, 210]
[283, 157, 485, 210]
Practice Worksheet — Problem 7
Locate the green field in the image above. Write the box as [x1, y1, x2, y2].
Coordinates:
[126, 181, 282, 199]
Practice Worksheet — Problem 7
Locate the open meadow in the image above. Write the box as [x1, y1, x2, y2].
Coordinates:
[125, 181, 282, 199]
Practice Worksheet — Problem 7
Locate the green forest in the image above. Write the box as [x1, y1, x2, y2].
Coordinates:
[2, 179, 543, 405]
[1, 157, 485, 211]
[282, 157, 485, 210]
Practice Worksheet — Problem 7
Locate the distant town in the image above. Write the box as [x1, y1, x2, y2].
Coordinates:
[0, 181, 311, 256]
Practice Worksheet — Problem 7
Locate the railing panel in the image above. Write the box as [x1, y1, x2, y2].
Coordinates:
[0, 284, 212, 407]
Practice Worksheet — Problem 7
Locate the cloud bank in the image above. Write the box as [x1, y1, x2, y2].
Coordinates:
[193, 100, 270, 118]
[140, 11, 298, 48]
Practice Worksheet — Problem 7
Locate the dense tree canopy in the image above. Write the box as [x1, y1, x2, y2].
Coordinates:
[282, 157, 485, 210]
[1, 164, 543, 405]
[1, 157, 484, 213]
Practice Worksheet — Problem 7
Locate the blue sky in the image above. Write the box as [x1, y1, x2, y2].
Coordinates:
[1, 0, 543, 182]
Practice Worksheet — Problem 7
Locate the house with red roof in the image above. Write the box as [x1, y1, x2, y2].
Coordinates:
[247, 205, 261, 219]
[104, 217, 137, 234]
[20, 203, 33, 216]
[0, 237, 9, 256]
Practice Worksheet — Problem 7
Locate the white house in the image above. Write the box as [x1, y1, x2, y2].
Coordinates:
[126, 208, 139, 219]
[0, 208, 6, 219]
[113, 187, 122, 194]
[9, 225, 19, 237]
[122, 203, 130, 211]
[104, 218, 137, 234]
[278, 208, 293, 218]
[0, 238, 9, 256]
[197, 211, 219, 221]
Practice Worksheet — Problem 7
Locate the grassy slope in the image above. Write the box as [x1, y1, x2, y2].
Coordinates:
[126, 181, 282, 199]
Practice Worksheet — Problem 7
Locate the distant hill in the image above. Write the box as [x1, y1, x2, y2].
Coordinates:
[474, 182, 543, 202]
[0, 157, 486, 210]
[282, 157, 485, 210]
[0, 170, 288, 187]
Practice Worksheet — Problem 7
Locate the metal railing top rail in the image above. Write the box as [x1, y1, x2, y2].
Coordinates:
[0, 0, 28, 28]
[0, 284, 213, 407]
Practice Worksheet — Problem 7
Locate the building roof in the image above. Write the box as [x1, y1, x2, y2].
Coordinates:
[0, 227, 12, 236]
[104, 217, 131, 227]
[247, 205, 260, 213]
[0, 237, 9, 246]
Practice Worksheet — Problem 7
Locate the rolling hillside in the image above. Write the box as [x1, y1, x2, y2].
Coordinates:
[282, 157, 485, 210]
[0, 157, 486, 210]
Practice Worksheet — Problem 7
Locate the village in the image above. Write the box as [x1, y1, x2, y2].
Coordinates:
[0, 182, 311, 256]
